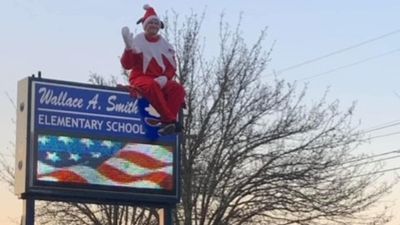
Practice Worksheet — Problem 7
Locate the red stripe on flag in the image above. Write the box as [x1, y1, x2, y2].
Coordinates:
[146, 171, 173, 190]
[117, 151, 171, 169]
[40, 170, 88, 184]
[97, 164, 172, 190]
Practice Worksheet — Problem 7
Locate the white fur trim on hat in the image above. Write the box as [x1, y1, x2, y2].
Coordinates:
[140, 4, 161, 29]
[143, 15, 160, 29]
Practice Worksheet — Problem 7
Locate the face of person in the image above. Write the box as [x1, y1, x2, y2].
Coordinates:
[144, 18, 161, 37]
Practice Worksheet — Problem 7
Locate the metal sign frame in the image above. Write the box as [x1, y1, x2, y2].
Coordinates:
[15, 76, 181, 207]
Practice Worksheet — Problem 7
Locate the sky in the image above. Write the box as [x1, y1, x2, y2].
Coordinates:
[1, 0, 400, 224]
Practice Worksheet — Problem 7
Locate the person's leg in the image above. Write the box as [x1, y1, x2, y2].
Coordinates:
[163, 80, 186, 118]
[132, 76, 175, 123]
[162, 81, 186, 133]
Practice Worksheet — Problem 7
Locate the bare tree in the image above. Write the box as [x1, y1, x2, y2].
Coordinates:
[35, 202, 159, 225]
[166, 12, 395, 225]
[1, 11, 397, 225]
[1, 93, 17, 192]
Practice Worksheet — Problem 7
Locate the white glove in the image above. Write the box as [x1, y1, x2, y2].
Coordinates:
[154, 76, 167, 88]
[121, 26, 134, 50]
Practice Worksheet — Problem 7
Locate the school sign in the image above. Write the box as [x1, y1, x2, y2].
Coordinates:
[15, 77, 181, 206]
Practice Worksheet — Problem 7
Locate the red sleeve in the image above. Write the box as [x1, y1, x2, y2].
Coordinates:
[121, 49, 139, 70]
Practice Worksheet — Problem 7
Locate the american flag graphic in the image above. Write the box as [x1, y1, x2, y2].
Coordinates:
[37, 135, 173, 190]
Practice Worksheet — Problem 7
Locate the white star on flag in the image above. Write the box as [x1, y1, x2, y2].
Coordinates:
[38, 136, 50, 145]
[91, 152, 101, 158]
[81, 138, 94, 148]
[58, 136, 73, 145]
[69, 153, 81, 162]
[101, 140, 114, 148]
[46, 152, 60, 162]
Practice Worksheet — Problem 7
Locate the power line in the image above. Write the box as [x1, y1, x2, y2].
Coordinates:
[342, 166, 400, 180]
[321, 166, 400, 185]
[298, 48, 400, 81]
[343, 149, 400, 165]
[361, 119, 400, 134]
[367, 130, 400, 141]
[363, 123, 400, 134]
[344, 155, 400, 169]
[270, 28, 400, 76]
[353, 119, 400, 142]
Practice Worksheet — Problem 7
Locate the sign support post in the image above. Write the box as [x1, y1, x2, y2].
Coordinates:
[21, 199, 35, 225]
[159, 207, 173, 225]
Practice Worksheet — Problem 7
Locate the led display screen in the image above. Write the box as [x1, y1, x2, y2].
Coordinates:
[37, 134, 173, 190]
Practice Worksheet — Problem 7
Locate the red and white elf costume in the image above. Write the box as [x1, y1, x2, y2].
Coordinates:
[120, 5, 185, 133]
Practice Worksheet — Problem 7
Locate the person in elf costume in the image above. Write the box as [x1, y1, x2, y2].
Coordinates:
[120, 4, 185, 136]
